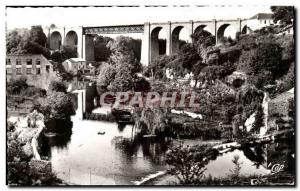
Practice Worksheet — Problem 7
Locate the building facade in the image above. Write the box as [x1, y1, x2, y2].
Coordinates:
[62, 58, 96, 75]
[6, 54, 57, 89]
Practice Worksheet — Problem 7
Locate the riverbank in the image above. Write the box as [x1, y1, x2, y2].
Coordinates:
[7, 115, 64, 186]
[141, 133, 295, 186]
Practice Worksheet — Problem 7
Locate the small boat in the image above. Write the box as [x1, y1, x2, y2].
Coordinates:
[97, 131, 105, 135]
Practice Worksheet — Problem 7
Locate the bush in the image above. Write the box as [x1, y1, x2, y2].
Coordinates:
[48, 80, 67, 93]
[35, 91, 75, 122]
[7, 76, 28, 95]
[166, 144, 218, 185]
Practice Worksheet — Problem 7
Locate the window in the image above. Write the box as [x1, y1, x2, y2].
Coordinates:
[264, 20, 267, 24]
[6, 68, 12, 74]
[36, 59, 41, 66]
[26, 59, 32, 65]
[26, 68, 31, 74]
[16, 59, 21, 65]
[36, 68, 41, 75]
[16, 68, 22, 75]
[6, 59, 11, 65]
[46, 65, 50, 73]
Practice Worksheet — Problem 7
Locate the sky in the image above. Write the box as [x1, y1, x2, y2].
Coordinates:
[6, 5, 272, 40]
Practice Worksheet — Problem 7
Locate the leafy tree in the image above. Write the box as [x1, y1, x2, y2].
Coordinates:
[96, 63, 116, 87]
[7, 26, 51, 58]
[36, 91, 75, 122]
[48, 80, 67, 93]
[94, 35, 112, 62]
[6, 30, 23, 54]
[107, 36, 141, 61]
[7, 76, 29, 94]
[191, 29, 215, 49]
[271, 6, 294, 25]
[61, 45, 77, 59]
[144, 55, 175, 79]
[166, 144, 218, 185]
[252, 105, 264, 134]
[50, 51, 64, 62]
[168, 43, 201, 76]
[238, 42, 282, 82]
[108, 66, 134, 92]
[29, 25, 47, 46]
[133, 77, 151, 92]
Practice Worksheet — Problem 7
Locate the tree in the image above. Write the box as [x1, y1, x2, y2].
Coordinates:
[252, 105, 264, 134]
[48, 80, 67, 93]
[144, 55, 175, 79]
[166, 144, 218, 185]
[6, 26, 50, 58]
[6, 30, 23, 54]
[191, 29, 215, 49]
[271, 6, 294, 25]
[168, 43, 202, 77]
[238, 42, 282, 80]
[107, 36, 142, 61]
[7, 76, 29, 94]
[94, 35, 112, 62]
[29, 25, 47, 47]
[36, 91, 75, 122]
[108, 66, 134, 92]
[96, 63, 116, 88]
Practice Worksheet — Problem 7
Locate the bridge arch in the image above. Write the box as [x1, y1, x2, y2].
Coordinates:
[241, 25, 248, 34]
[194, 25, 213, 35]
[150, 26, 167, 61]
[50, 31, 62, 50]
[171, 26, 191, 54]
[65, 30, 78, 46]
[217, 24, 238, 44]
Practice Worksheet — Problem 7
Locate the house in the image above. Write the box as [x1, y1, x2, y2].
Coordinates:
[62, 58, 96, 75]
[6, 54, 57, 89]
[245, 13, 275, 32]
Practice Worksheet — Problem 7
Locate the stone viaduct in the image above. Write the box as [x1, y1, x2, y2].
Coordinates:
[44, 18, 249, 65]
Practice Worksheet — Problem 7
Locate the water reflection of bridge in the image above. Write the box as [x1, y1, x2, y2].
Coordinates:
[67, 78, 98, 119]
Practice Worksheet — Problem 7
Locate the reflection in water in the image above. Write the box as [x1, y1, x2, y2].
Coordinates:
[40, 79, 295, 185]
[243, 145, 266, 168]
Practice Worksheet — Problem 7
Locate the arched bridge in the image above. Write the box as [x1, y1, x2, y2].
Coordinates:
[45, 18, 250, 65]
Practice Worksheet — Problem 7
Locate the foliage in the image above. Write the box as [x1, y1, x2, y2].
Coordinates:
[133, 77, 151, 92]
[230, 155, 243, 179]
[252, 105, 264, 134]
[191, 29, 215, 49]
[48, 80, 67, 93]
[271, 6, 294, 25]
[7, 130, 61, 185]
[107, 35, 142, 61]
[167, 43, 202, 77]
[166, 144, 218, 185]
[97, 36, 142, 91]
[6, 30, 23, 54]
[7, 76, 28, 94]
[94, 35, 112, 62]
[144, 55, 175, 79]
[61, 45, 77, 59]
[108, 66, 134, 92]
[238, 42, 282, 87]
[35, 91, 75, 122]
[96, 63, 116, 87]
[7, 26, 50, 58]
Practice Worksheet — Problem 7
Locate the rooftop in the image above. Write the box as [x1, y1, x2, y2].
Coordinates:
[249, 13, 273, 20]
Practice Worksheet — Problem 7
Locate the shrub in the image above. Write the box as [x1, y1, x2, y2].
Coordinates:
[48, 80, 67, 93]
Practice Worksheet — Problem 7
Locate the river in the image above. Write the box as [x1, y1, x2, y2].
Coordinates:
[40, 80, 295, 185]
